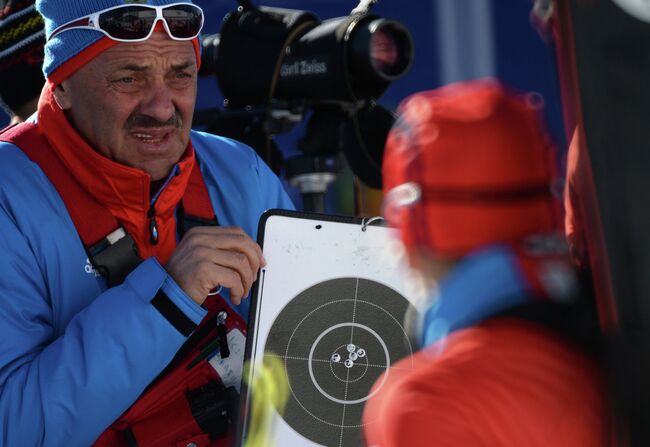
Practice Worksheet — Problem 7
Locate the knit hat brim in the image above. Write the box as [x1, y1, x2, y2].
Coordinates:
[36, 0, 201, 81]
[46, 32, 201, 86]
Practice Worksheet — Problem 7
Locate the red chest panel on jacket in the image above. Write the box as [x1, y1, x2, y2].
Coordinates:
[95, 295, 248, 447]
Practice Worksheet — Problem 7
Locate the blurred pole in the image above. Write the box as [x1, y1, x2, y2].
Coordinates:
[435, 0, 496, 83]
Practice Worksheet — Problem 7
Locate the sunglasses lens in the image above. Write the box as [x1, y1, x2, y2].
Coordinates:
[98, 6, 157, 40]
[163, 5, 203, 39]
[97, 5, 202, 41]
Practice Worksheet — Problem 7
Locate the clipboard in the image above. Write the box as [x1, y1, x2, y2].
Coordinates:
[235, 209, 419, 447]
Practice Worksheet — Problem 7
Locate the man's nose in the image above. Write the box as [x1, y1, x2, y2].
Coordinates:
[139, 80, 175, 124]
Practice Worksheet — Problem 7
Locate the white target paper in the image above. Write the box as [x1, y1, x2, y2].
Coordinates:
[239, 210, 419, 447]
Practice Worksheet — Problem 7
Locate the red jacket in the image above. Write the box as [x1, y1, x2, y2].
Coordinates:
[364, 318, 614, 447]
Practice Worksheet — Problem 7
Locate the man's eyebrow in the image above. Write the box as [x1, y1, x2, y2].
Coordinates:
[171, 61, 196, 71]
[116, 63, 149, 72]
[112, 60, 196, 72]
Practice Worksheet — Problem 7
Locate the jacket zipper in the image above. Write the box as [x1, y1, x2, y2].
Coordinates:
[147, 205, 159, 245]
[216, 310, 230, 359]
[147, 165, 180, 246]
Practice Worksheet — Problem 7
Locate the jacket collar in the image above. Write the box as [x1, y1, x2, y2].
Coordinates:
[421, 239, 577, 346]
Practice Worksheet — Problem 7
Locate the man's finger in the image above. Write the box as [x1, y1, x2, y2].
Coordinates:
[202, 248, 256, 294]
[210, 264, 246, 305]
[186, 233, 263, 278]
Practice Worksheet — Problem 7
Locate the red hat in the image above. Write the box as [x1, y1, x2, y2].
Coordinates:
[382, 79, 563, 258]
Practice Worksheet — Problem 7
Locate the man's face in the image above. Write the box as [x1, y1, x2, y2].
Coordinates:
[55, 32, 198, 181]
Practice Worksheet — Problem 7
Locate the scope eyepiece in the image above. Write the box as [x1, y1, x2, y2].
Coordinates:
[366, 19, 414, 80]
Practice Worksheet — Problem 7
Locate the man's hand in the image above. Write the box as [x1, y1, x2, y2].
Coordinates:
[166, 226, 265, 306]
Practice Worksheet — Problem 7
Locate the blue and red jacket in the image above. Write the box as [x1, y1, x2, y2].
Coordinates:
[363, 243, 614, 447]
[0, 86, 294, 446]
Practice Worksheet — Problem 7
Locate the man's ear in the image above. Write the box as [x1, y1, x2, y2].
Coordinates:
[52, 81, 72, 110]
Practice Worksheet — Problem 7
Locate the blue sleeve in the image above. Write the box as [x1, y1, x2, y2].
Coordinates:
[0, 204, 206, 446]
[251, 146, 296, 213]
[191, 131, 295, 237]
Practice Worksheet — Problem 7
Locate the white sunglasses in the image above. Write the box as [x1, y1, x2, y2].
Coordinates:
[48, 2, 204, 43]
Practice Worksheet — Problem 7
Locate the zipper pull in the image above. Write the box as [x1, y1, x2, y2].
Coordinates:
[217, 310, 230, 359]
[147, 206, 159, 245]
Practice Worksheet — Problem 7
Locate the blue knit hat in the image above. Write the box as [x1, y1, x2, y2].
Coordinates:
[36, 0, 196, 80]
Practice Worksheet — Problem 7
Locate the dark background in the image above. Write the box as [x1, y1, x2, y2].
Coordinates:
[0, 0, 564, 213]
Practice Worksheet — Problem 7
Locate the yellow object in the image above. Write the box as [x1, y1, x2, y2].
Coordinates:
[243, 354, 290, 447]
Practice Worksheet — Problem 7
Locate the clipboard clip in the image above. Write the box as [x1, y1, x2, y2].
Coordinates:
[361, 216, 384, 232]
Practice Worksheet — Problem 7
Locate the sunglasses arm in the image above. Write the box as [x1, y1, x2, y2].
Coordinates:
[49, 16, 95, 41]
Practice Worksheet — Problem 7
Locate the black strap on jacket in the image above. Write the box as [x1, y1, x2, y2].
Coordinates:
[497, 270, 603, 361]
